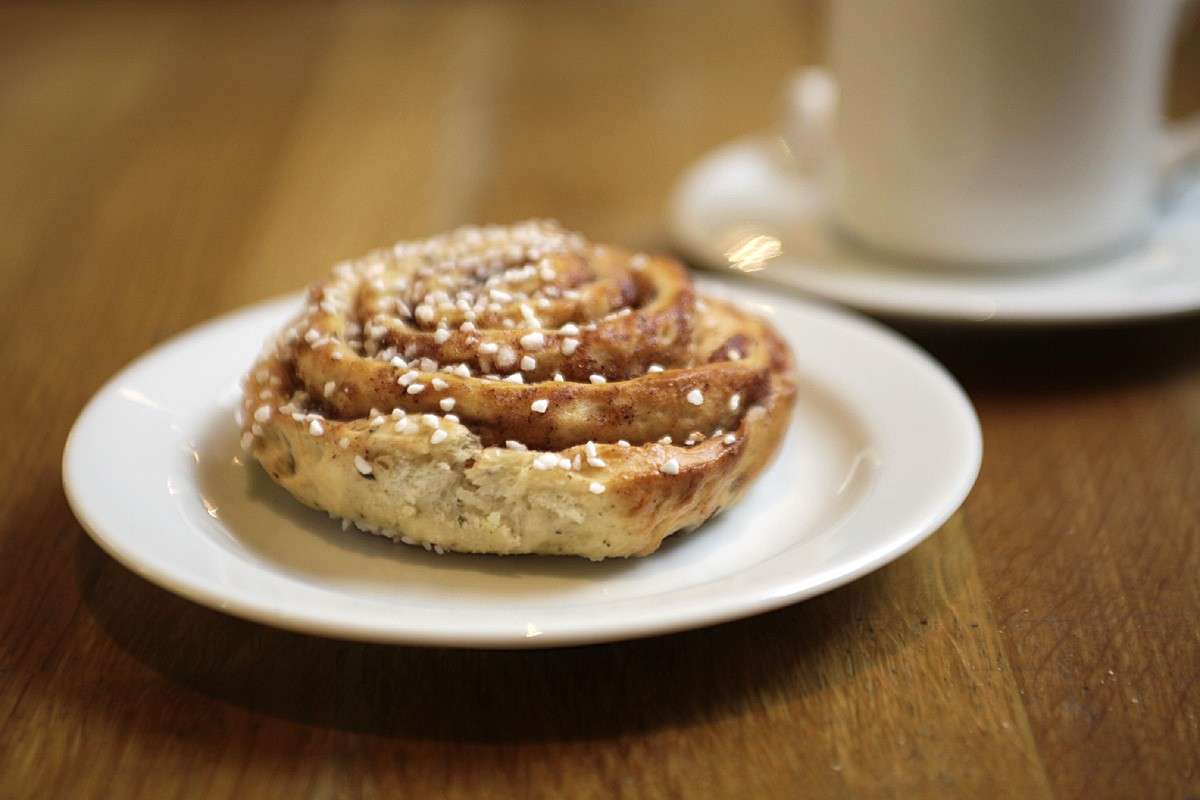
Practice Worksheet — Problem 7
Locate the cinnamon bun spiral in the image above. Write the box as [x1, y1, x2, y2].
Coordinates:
[241, 221, 796, 559]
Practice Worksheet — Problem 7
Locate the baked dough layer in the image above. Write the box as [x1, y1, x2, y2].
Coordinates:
[240, 221, 796, 559]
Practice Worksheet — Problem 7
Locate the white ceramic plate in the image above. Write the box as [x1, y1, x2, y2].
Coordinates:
[670, 134, 1200, 324]
[63, 281, 981, 648]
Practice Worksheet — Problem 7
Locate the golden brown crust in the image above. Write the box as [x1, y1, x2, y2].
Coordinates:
[240, 221, 797, 559]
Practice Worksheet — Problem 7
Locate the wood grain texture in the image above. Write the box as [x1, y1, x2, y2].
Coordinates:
[0, 2, 1197, 797]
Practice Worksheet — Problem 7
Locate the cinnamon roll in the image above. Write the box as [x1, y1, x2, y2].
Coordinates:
[240, 221, 796, 559]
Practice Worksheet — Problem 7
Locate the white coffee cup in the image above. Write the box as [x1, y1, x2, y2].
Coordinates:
[790, 0, 1200, 268]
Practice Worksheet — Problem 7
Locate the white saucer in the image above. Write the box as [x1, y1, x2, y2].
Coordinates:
[670, 134, 1200, 324]
[63, 281, 980, 648]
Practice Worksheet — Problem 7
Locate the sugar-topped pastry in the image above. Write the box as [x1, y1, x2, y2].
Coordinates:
[240, 221, 796, 559]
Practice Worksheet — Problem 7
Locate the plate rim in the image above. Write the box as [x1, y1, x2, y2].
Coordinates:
[63, 288, 982, 648]
[670, 133, 1200, 326]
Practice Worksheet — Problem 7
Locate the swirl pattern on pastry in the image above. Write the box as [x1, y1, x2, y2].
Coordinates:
[241, 221, 796, 559]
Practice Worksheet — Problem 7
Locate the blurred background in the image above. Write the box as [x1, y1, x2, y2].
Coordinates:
[4, 2, 1197, 312]
[2, 2, 820, 314]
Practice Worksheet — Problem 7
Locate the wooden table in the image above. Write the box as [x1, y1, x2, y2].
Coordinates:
[3, 3, 1198, 797]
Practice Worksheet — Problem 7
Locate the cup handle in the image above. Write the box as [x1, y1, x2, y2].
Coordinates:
[1158, 0, 1200, 208]
[781, 67, 837, 180]
[1158, 115, 1200, 209]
